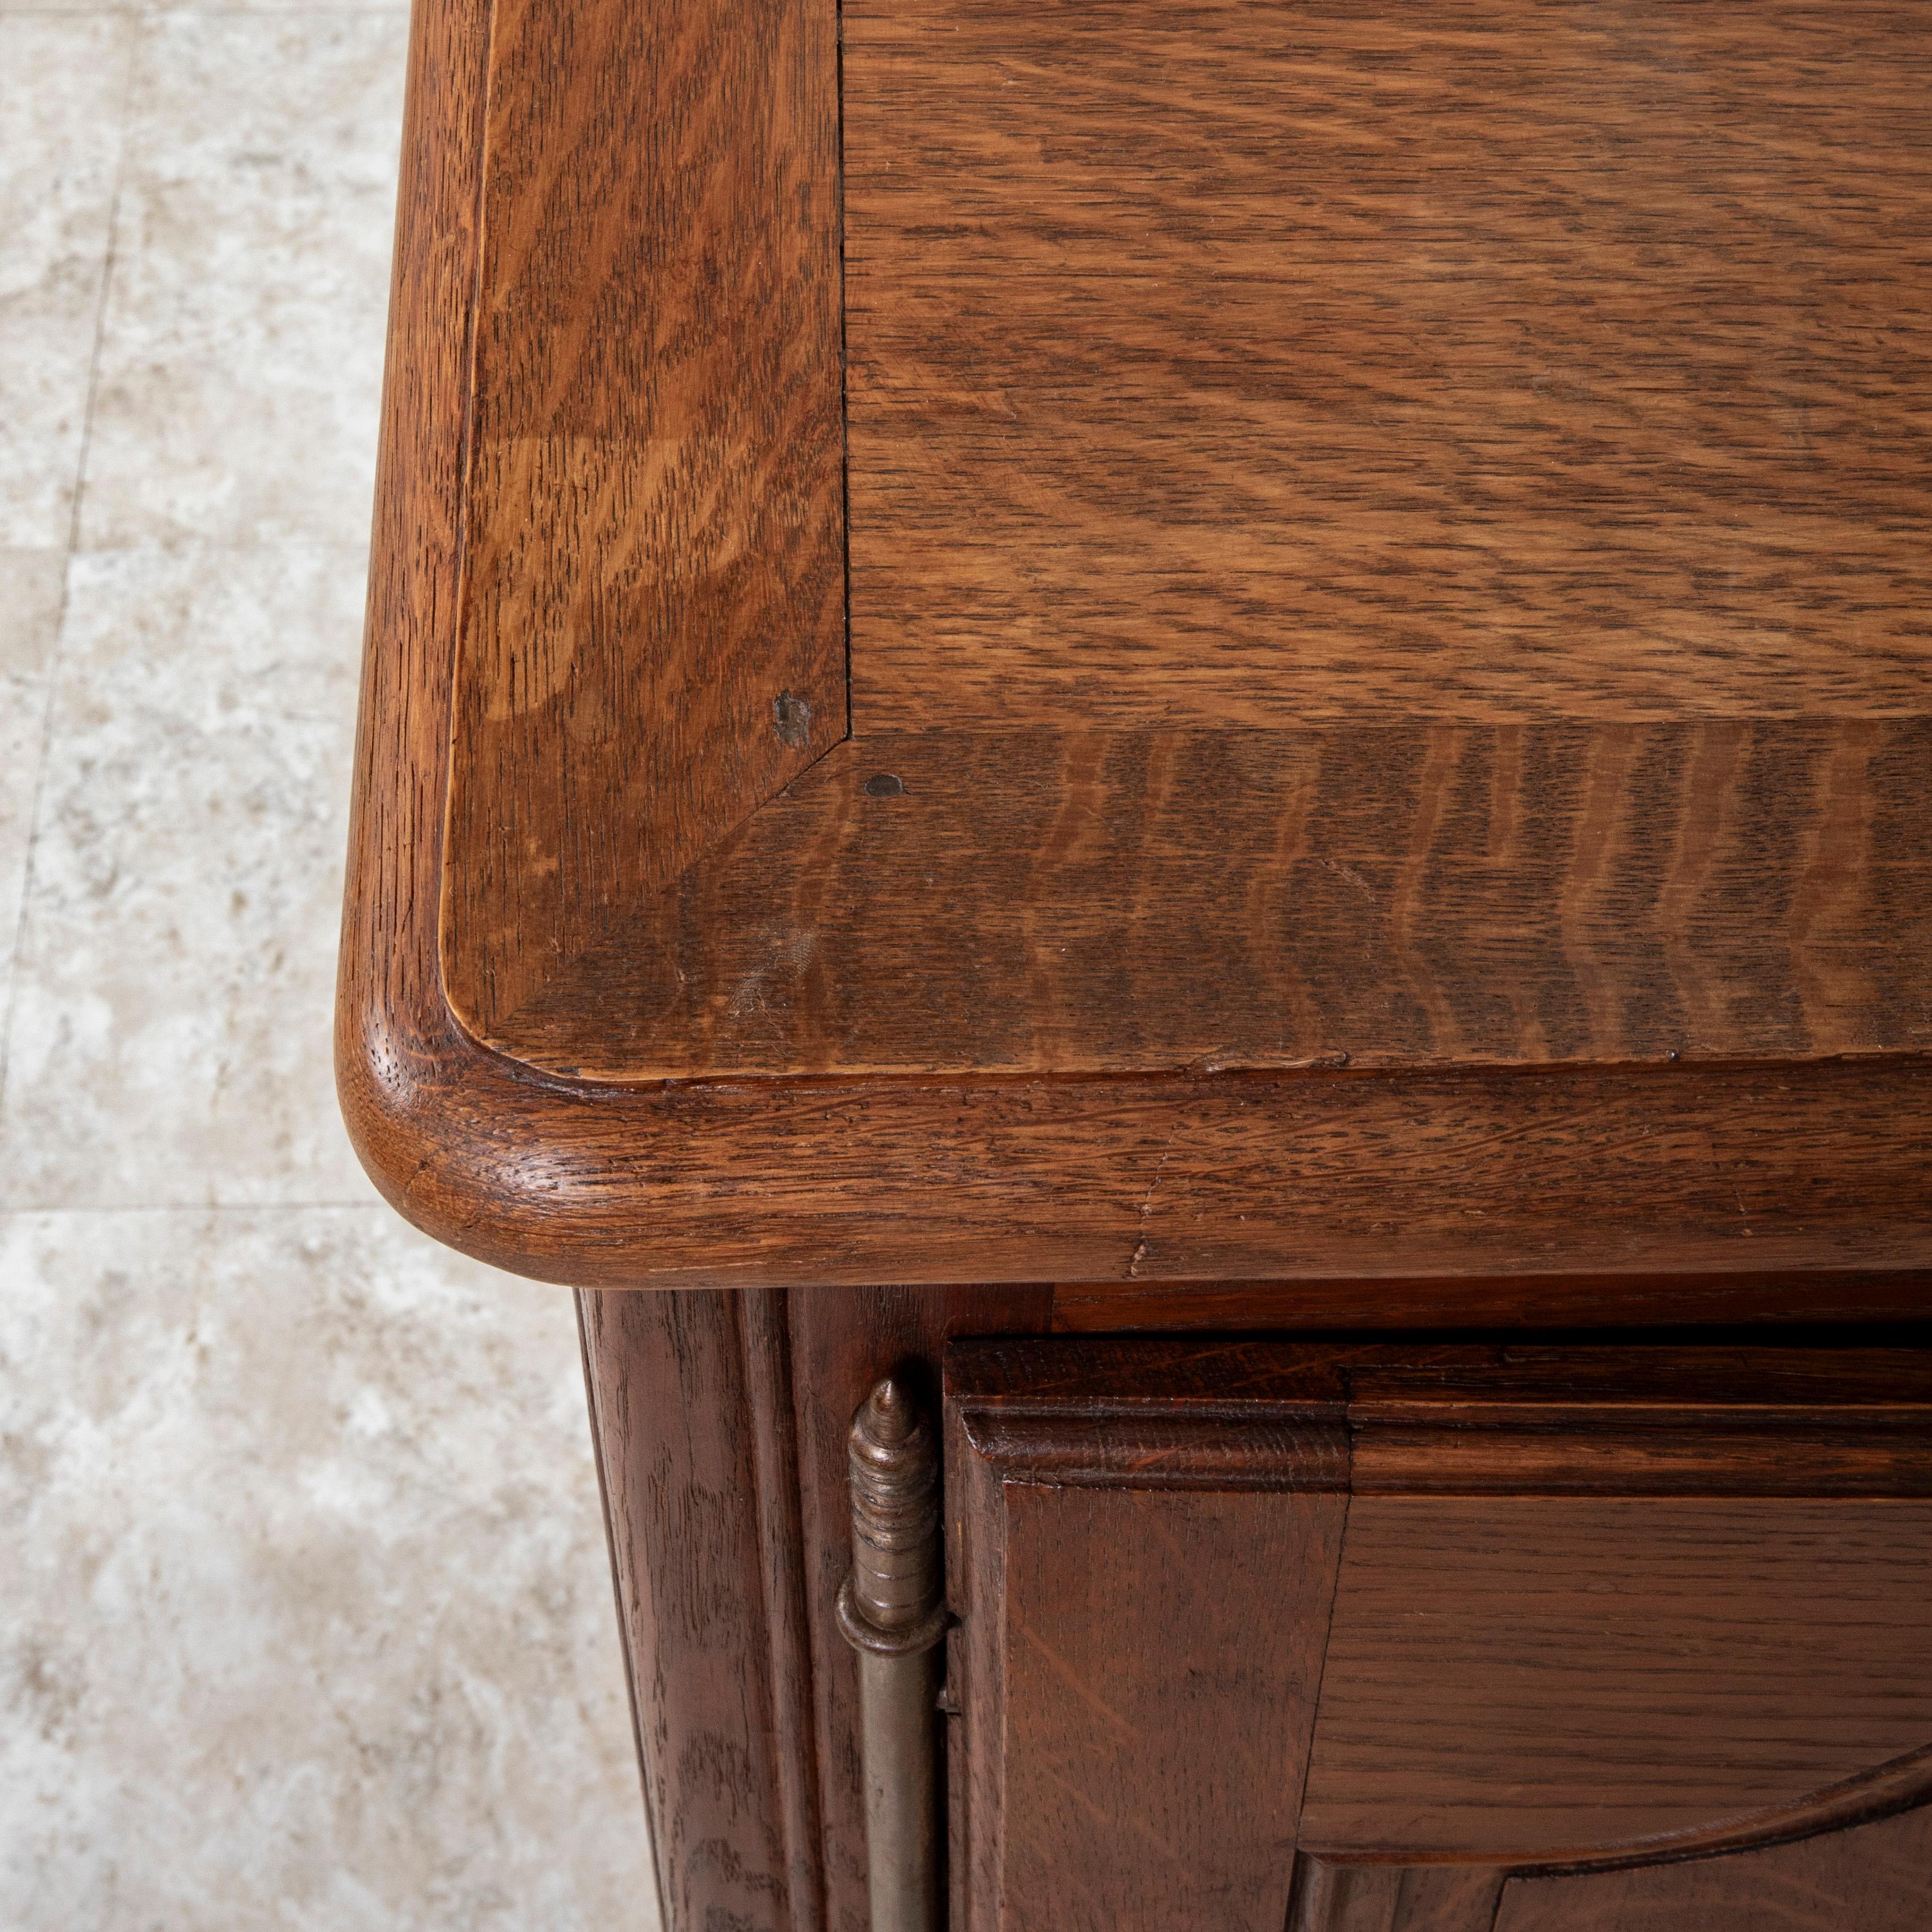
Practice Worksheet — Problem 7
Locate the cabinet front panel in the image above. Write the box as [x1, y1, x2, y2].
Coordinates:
[948, 1342, 1932, 1932]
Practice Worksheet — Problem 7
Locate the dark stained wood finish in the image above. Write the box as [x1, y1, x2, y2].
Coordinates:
[441, 0, 845, 1038]
[1289, 1860, 1506, 1932]
[1342, 1346, 1932, 1496]
[349, 0, 1932, 1924]
[997, 1486, 1344, 1932]
[576, 1288, 823, 1932]
[573, 1319, 1932, 1929]
[786, 1286, 1053, 1932]
[844, 0, 1932, 730]
[946, 1342, 1350, 1932]
[948, 1341, 1932, 1931]
[1299, 1494, 1932, 1858]
[1494, 1801, 1932, 1932]
[1051, 1269, 1932, 1334]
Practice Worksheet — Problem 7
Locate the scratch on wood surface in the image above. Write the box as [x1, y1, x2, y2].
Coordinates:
[1013, 1618, 1142, 1744]
[1126, 1133, 1179, 1279]
[1316, 855, 1377, 902]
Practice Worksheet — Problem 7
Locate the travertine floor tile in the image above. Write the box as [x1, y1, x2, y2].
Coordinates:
[79, 14, 407, 547]
[1, 8, 660, 1921]
[0, 1205, 656, 1931]
[0, 18, 131, 546]
[0, 551, 66, 1015]
[1, 544, 371, 1208]
[0, 1, 407, 13]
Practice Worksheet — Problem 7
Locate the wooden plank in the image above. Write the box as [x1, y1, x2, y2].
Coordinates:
[1298, 1494, 1932, 1860]
[1051, 1269, 1932, 1334]
[440, 0, 845, 1037]
[844, 0, 1932, 729]
[577, 1288, 822, 1930]
[947, 1342, 1349, 1932]
[425, 0, 1932, 1090]
[412, 0, 1932, 1094]
[470, 720, 1932, 1079]
[997, 1486, 1344, 1932]
[1494, 1801, 1932, 1932]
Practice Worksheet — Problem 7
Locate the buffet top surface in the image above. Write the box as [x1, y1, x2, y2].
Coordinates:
[441, 0, 1931, 1084]
[336, 0, 1932, 1289]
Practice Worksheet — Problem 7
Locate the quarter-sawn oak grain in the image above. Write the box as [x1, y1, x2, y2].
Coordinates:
[346, 0, 1932, 1926]
[340, 0, 1932, 1289]
[420, 0, 1932, 1088]
[484, 720, 1932, 1078]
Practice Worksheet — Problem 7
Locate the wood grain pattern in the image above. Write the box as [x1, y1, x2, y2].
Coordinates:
[477, 720, 1932, 1078]
[844, 0, 1932, 729]
[577, 1287, 823, 1931]
[423, 0, 1932, 1090]
[1344, 1345, 1932, 1494]
[566, 1319, 1932, 1932]
[1298, 1494, 1932, 1860]
[946, 1341, 1350, 1932]
[1288, 1860, 1505, 1932]
[355, 0, 1932, 1920]
[340, 0, 1932, 1290]
[1494, 1800, 1932, 1932]
[580, 1287, 1067, 1932]
[945, 1341, 1932, 1929]
[999, 1486, 1345, 1932]
[442, 0, 845, 1035]
[1051, 1269, 1932, 1334]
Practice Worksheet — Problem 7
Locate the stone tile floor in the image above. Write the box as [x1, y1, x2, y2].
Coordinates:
[0, 6, 659, 1925]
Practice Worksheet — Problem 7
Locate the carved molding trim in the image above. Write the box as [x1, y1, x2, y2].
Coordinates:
[1293, 1744, 1932, 1930]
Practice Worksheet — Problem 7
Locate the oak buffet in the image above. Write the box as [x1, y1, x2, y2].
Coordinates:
[337, 0, 1932, 1925]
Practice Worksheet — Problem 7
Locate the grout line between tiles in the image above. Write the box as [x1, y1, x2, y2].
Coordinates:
[0, 21, 139, 1122]
[0, 8, 414, 17]
[0, 1200, 393, 1220]
[64, 538, 377, 556]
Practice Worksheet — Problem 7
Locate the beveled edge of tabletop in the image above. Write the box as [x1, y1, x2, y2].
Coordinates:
[334, 0, 1932, 1293]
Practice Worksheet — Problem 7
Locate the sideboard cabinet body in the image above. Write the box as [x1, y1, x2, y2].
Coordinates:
[338, 0, 1932, 1923]
[580, 1298, 1932, 1932]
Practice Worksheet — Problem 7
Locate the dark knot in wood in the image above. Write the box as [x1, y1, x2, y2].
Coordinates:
[839, 1377, 946, 1656]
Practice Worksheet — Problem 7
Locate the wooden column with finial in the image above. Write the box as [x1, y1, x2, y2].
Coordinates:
[837, 1378, 947, 1932]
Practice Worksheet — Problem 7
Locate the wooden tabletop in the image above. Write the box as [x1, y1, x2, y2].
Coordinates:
[337, 0, 1932, 1291]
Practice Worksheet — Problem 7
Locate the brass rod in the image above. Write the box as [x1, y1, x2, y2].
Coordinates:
[837, 1378, 946, 1932]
